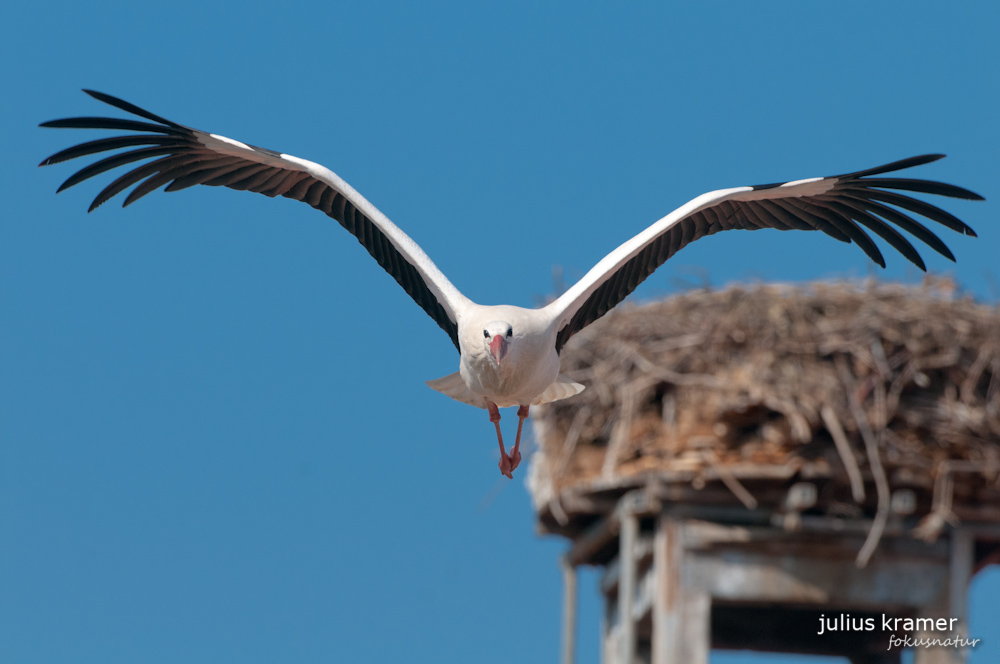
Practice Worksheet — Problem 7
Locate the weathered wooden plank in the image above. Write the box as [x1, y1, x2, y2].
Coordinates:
[652, 515, 710, 664]
[558, 493, 993, 663]
[560, 557, 577, 664]
[565, 515, 617, 567]
[601, 537, 653, 595]
[685, 547, 949, 607]
[911, 528, 975, 664]
[619, 511, 638, 664]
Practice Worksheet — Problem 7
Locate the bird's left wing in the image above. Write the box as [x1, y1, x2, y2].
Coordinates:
[39, 90, 471, 351]
[547, 155, 982, 352]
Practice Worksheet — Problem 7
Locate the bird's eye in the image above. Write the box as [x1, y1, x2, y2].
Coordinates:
[506, 328, 513, 338]
[483, 330, 490, 338]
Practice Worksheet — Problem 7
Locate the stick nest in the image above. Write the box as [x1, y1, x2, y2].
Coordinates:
[529, 278, 1000, 541]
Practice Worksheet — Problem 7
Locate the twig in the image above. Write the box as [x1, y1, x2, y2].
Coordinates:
[550, 492, 570, 526]
[602, 377, 657, 478]
[837, 356, 891, 568]
[987, 358, 1000, 406]
[961, 347, 992, 404]
[914, 459, 1000, 541]
[557, 407, 590, 478]
[913, 468, 957, 542]
[702, 449, 758, 509]
[625, 344, 724, 388]
[821, 405, 865, 503]
[870, 338, 891, 378]
[885, 360, 917, 421]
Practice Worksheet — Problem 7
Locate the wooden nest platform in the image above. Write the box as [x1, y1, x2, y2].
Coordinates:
[529, 278, 1000, 557]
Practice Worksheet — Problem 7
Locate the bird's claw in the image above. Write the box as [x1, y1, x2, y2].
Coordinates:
[499, 453, 514, 479]
[508, 448, 522, 473]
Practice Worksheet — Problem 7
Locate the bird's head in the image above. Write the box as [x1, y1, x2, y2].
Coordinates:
[482, 321, 514, 365]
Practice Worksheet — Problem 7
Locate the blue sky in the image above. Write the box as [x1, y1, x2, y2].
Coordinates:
[2, 2, 999, 663]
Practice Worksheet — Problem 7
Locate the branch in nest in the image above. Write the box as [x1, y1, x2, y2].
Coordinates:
[821, 405, 865, 503]
[837, 356, 891, 568]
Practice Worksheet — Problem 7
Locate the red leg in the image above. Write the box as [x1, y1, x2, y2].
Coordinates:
[509, 404, 529, 473]
[488, 401, 512, 479]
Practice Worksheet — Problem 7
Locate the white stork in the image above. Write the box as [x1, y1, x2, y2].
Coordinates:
[40, 90, 983, 478]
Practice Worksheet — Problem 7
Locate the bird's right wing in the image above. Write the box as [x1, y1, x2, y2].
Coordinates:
[39, 90, 471, 351]
[547, 155, 982, 352]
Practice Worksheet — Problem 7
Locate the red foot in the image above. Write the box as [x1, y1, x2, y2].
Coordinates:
[508, 447, 521, 473]
[508, 404, 529, 474]
[488, 401, 513, 478]
[498, 453, 513, 479]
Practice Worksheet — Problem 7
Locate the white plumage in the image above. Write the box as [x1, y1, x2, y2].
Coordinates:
[40, 90, 983, 478]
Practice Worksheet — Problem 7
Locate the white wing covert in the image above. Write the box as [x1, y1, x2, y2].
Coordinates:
[547, 155, 982, 351]
[39, 90, 470, 351]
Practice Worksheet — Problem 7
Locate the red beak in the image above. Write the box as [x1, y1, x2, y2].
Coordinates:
[489, 334, 508, 364]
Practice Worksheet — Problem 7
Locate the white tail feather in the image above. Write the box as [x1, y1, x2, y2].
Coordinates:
[425, 372, 485, 408]
[426, 372, 585, 408]
[531, 374, 586, 405]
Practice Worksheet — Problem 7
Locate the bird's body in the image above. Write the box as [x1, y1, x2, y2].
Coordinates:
[40, 90, 984, 478]
[456, 305, 562, 408]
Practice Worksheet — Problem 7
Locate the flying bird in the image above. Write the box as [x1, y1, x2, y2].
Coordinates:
[40, 90, 983, 478]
